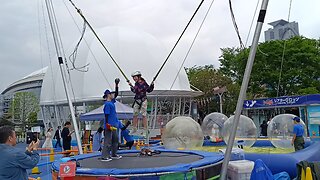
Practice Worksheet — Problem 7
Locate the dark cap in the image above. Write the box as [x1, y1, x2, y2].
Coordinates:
[103, 89, 115, 98]
[293, 116, 300, 122]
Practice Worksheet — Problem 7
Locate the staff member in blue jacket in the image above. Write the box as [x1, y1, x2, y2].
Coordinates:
[101, 78, 122, 162]
[119, 121, 134, 150]
[291, 116, 305, 151]
[0, 126, 40, 180]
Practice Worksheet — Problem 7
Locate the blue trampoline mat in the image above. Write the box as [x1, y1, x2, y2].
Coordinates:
[52, 149, 223, 176]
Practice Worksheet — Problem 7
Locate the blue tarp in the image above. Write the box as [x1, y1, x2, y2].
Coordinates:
[52, 149, 223, 176]
[80, 101, 134, 121]
[243, 94, 320, 109]
[250, 159, 273, 180]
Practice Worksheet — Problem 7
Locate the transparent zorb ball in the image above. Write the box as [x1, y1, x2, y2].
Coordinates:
[222, 115, 257, 147]
[162, 116, 204, 149]
[201, 112, 228, 140]
[268, 114, 306, 149]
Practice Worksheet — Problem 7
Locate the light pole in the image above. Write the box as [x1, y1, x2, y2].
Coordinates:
[213, 86, 227, 114]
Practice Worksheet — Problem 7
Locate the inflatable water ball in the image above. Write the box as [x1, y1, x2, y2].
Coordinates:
[268, 114, 306, 149]
[201, 112, 228, 142]
[222, 115, 257, 147]
[162, 116, 204, 149]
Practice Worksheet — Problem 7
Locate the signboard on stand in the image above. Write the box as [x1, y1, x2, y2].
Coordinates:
[307, 106, 320, 137]
[31, 126, 41, 133]
[59, 161, 76, 178]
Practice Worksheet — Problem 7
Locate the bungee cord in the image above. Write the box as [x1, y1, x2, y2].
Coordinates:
[276, 0, 293, 97]
[228, 0, 245, 49]
[152, 0, 205, 82]
[67, 0, 130, 82]
[67, 0, 206, 84]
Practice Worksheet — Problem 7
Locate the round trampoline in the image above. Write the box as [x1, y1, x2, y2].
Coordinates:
[52, 149, 223, 179]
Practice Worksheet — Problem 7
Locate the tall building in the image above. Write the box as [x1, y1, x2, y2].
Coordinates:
[0, 95, 3, 118]
[0, 67, 47, 123]
[264, 19, 299, 41]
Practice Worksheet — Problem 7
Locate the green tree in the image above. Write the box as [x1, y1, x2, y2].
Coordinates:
[186, 65, 239, 116]
[0, 118, 14, 126]
[8, 92, 40, 124]
[219, 36, 320, 98]
[297, 87, 319, 95]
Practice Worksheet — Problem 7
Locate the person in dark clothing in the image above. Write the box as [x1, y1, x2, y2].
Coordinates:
[260, 120, 268, 136]
[53, 126, 62, 148]
[292, 116, 305, 151]
[128, 71, 154, 135]
[61, 122, 74, 151]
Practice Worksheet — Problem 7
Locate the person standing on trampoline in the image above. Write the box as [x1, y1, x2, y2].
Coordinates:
[128, 71, 154, 136]
[101, 78, 122, 162]
[291, 116, 305, 151]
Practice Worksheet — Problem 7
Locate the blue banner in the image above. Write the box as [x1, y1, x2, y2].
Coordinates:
[243, 94, 320, 109]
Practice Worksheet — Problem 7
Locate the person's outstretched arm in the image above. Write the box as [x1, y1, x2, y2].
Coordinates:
[114, 78, 120, 98]
[147, 81, 154, 93]
[129, 82, 135, 93]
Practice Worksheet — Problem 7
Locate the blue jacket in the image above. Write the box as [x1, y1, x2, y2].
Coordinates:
[0, 144, 40, 180]
[104, 99, 120, 128]
[92, 132, 102, 151]
[122, 129, 134, 142]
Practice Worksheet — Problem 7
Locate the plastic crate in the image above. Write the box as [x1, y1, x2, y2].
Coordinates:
[227, 160, 254, 180]
[219, 148, 245, 161]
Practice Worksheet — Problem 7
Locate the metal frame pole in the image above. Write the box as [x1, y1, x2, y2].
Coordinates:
[54, 105, 61, 128]
[219, 93, 223, 113]
[58, 58, 83, 154]
[45, 0, 83, 154]
[178, 97, 182, 115]
[172, 97, 176, 119]
[153, 97, 158, 129]
[188, 98, 192, 116]
[182, 97, 186, 116]
[219, 0, 269, 179]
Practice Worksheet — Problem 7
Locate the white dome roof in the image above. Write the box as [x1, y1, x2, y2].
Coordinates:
[2, 67, 47, 95]
[40, 27, 200, 105]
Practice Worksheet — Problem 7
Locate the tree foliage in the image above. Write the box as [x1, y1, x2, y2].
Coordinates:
[186, 65, 239, 116]
[219, 36, 320, 97]
[8, 92, 40, 123]
[0, 118, 14, 126]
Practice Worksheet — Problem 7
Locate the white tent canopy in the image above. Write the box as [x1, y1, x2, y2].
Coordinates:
[40, 26, 200, 105]
[80, 101, 134, 121]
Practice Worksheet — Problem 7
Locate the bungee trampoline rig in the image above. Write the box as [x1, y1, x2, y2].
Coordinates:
[52, 149, 223, 179]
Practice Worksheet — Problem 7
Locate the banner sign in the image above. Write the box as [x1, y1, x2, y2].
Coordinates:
[243, 94, 320, 109]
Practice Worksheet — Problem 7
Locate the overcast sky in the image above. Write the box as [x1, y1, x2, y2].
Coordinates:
[1, 0, 319, 92]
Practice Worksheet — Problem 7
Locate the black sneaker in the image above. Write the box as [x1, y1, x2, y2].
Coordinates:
[101, 157, 112, 162]
[111, 155, 122, 160]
